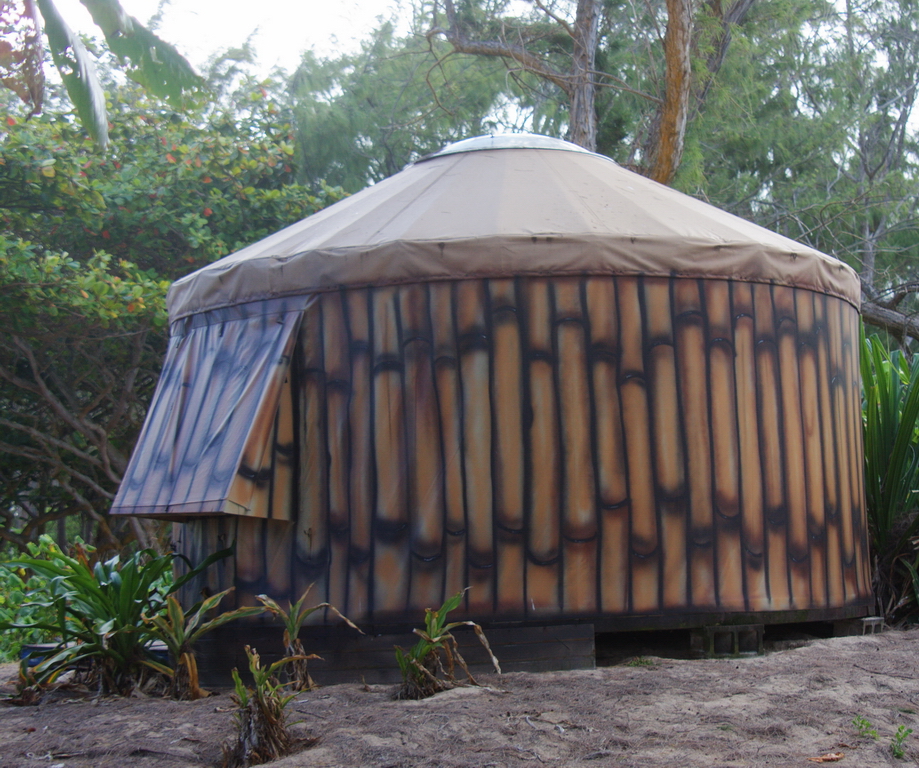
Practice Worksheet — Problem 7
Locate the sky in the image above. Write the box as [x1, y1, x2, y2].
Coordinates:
[53, 0, 406, 74]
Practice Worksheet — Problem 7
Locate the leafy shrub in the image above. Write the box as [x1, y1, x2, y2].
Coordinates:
[0, 537, 59, 662]
[395, 589, 500, 700]
[0, 536, 231, 695]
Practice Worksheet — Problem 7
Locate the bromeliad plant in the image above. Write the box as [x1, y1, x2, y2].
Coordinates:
[394, 589, 500, 700]
[0, 536, 232, 696]
[257, 585, 363, 691]
[221, 645, 314, 768]
[144, 588, 265, 700]
[861, 330, 919, 620]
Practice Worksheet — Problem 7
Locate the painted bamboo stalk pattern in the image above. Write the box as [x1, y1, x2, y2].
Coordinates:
[524, 279, 562, 616]
[179, 276, 870, 622]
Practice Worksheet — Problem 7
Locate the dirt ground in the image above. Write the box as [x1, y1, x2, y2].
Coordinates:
[2, 629, 919, 768]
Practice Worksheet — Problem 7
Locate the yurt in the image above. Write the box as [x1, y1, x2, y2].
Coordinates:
[112, 134, 872, 675]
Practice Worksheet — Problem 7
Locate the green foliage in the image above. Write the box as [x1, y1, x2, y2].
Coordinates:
[860, 330, 919, 619]
[7, 0, 202, 146]
[222, 646, 306, 768]
[257, 584, 362, 691]
[289, 23, 510, 192]
[0, 536, 59, 662]
[77, 0, 201, 107]
[0, 535, 231, 695]
[892, 725, 913, 759]
[395, 589, 500, 700]
[3, 87, 343, 280]
[0, 238, 169, 329]
[34, 0, 109, 145]
[673, 0, 919, 304]
[0, 80, 343, 550]
[853, 715, 879, 739]
[145, 590, 264, 700]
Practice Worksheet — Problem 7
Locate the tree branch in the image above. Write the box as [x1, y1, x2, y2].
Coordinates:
[430, 0, 573, 95]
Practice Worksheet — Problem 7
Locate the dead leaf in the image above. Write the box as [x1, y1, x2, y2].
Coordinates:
[807, 752, 844, 763]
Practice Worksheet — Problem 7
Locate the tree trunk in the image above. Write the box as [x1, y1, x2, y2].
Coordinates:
[648, 0, 693, 183]
[568, 0, 601, 150]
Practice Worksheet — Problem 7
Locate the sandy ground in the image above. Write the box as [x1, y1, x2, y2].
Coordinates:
[2, 629, 919, 767]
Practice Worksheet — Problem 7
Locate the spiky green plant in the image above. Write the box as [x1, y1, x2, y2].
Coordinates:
[144, 589, 264, 700]
[861, 330, 919, 619]
[395, 589, 500, 700]
[0, 538, 231, 695]
[257, 585, 362, 691]
[221, 646, 309, 768]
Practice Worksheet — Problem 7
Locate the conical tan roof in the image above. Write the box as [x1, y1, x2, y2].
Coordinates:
[168, 134, 859, 321]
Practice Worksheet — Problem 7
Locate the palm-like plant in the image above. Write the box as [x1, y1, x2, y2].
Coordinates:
[257, 585, 362, 691]
[0, 538, 231, 695]
[5, 0, 201, 146]
[395, 589, 500, 700]
[221, 645, 313, 768]
[144, 589, 264, 700]
[861, 329, 919, 618]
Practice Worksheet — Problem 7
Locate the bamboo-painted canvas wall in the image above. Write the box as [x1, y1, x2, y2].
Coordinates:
[174, 273, 871, 625]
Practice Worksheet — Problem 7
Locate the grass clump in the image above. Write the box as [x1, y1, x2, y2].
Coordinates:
[221, 645, 314, 768]
[395, 589, 500, 700]
[257, 584, 362, 691]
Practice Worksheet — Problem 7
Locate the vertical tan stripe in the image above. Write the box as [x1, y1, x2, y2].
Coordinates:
[674, 280, 715, 608]
[796, 290, 826, 607]
[524, 279, 561, 615]
[646, 279, 685, 498]
[586, 278, 629, 613]
[774, 286, 810, 608]
[619, 277, 658, 613]
[826, 296, 854, 602]
[371, 286, 408, 616]
[732, 284, 766, 609]
[645, 278, 686, 610]
[322, 292, 351, 612]
[489, 279, 526, 615]
[814, 294, 843, 607]
[401, 285, 445, 612]
[554, 278, 597, 613]
[456, 280, 494, 614]
[753, 284, 789, 609]
[296, 312, 329, 602]
[346, 290, 373, 620]
[430, 282, 467, 602]
[269, 372, 295, 523]
[706, 281, 743, 611]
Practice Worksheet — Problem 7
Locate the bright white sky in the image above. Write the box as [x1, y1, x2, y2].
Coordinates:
[54, 0, 406, 74]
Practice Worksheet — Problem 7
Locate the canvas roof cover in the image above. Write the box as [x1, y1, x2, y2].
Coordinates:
[168, 134, 859, 321]
[112, 135, 861, 519]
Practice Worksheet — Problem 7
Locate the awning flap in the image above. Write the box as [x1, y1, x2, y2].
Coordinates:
[111, 299, 306, 518]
